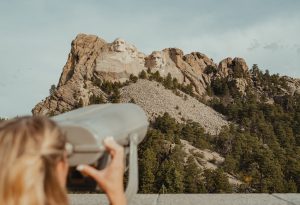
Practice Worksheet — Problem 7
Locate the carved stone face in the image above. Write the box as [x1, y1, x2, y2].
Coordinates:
[138, 52, 145, 66]
[127, 44, 137, 58]
[113, 38, 126, 52]
[151, 51, 163, 68]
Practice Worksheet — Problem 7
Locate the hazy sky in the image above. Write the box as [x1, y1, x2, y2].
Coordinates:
[0, 0, 299, 117]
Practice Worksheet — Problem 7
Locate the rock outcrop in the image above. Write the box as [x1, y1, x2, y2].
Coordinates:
[33, 34, 107, 115]
[217, 57, 249, 78]
[215, 57, 251, 95]
[284, 76, 300, 96]
[180, 139, 242, 186]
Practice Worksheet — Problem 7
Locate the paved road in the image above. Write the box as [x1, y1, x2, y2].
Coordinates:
[69, 194, 300, 205]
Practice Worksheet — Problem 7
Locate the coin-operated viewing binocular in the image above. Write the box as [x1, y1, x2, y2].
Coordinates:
[52, 103, 149, 200]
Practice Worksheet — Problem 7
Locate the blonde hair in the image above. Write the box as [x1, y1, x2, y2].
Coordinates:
[0, 116, 69, 205]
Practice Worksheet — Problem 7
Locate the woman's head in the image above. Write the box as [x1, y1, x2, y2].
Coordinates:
[0, 116, 69, 205]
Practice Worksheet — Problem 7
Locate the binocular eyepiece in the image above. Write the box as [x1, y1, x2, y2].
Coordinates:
[52, 103, 149, 200]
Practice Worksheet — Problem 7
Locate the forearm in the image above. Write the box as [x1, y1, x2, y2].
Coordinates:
[107, 192, 127, 205]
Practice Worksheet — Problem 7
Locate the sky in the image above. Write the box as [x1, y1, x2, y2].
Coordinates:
[0, 0, 300, 117]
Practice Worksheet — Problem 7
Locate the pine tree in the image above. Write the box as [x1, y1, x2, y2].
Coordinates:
[203, 169, 232, 193]
[49, 84, 56, 95]
[285, 179, 297, 193]
[101, 81, 113, 94]
[184, 156, 206, 193]
[206, 85, 213, 96]
[129, 74, 138, 83]
[139, 70, 147, 79]
[163, 73, 173, 89]
[157, 159, 184, 193]
[139, 148, 157, 193]
[89, 94, 105, 104]
[153, 112, 179, 135]
[109, 89, 120, 103]
[223, 155, 238, 174]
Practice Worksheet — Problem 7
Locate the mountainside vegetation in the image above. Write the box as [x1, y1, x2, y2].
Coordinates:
[208, 65, 300, 192]
[138, 113, 232, 193]
[67, 65, 300, 193]
[88, 65, 300, 193]
[135, 65, 300, 193]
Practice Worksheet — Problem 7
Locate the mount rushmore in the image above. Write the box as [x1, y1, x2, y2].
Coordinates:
[32, 34, 300, 134]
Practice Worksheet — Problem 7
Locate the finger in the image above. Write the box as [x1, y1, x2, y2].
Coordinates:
[76, 164, 102, 180]
[77, 165, 111, 189]
[104, 137, 125, 168]
[104, 137, 124, 158]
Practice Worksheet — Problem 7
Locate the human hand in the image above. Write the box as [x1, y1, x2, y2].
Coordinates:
[76, 137, 126, 205]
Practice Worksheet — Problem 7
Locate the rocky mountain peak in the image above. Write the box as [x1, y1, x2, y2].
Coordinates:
[58, 34, 107, 87]
[32, 33, 299, 131]
[32, 34, 237, 133]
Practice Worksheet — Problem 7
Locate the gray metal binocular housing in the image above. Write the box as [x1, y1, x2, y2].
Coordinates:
[52, 103, 149, 200]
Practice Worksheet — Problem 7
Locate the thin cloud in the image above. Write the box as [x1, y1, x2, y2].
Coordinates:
[263, 42, 282, 51]
[248, 39, 260, 51]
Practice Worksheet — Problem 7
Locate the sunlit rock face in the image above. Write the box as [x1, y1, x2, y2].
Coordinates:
[295, 88, 300, 95]
[112, 38, 126, 52]
[147, 51, 165, 69]
[145, 51, 185, 83]
[284, 76, 300, 96]
[94, 38, 146, 82]
[137, 52, 146, 67]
